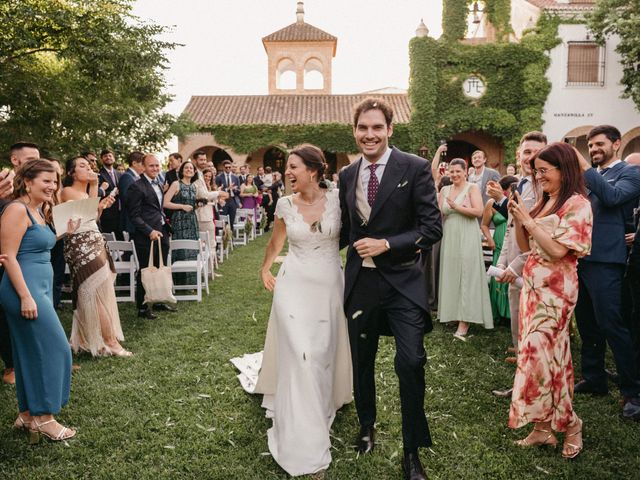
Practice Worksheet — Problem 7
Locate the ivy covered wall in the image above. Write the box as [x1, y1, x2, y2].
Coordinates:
[409, 13, 561, 164]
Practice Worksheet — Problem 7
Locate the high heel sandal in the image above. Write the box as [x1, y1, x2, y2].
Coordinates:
[29, 418, 76, 444]
[562, 419, 583, 459]
[107, 346, 133, 357]
[514, 427, 558, 448]
[13, 415, 31, 432]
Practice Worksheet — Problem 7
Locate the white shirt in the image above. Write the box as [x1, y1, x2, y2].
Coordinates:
[598, 159, 622, 174]
[359, 147, 392, 199]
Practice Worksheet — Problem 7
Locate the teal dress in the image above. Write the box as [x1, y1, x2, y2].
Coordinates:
[488, 211, 510, 321]
[437, 184, 493, 328]
[0, 204, 71, 415]
[171, 181, 198, 285]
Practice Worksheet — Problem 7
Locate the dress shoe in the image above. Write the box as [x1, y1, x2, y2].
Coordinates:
[138, 308, 158, 319]
[153, 303, 177, 312]
[622, 397, 640, 421]
[354, 425, 375, 454]
[491, 387, 513, 398]
[2, 368, 15, 385]
[402, 452, 427, 480]
[574, 379, 608, 396]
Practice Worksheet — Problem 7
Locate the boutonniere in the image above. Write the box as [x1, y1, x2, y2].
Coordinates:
[397, 180, 408, 188]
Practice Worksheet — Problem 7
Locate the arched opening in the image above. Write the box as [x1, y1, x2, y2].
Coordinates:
[276, 58, 296, 90]
[440, 140, 480, 166]
[322, 151, 338, 176]
[263, 146, 287, 172]
[623, 136, 640, 159]
[212, 148, 232, 170]
[304, 57, 324, 90]
[447, 131, 505, 171]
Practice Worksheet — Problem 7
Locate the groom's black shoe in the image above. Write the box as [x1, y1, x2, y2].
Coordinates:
[355, 425, 375, 454]
[138, 308, 157, 319]
[154, 303, 177, 312]
[402, 452, 427, 480]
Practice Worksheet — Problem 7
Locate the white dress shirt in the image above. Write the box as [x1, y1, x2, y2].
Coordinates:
[359, 147, 392, 199]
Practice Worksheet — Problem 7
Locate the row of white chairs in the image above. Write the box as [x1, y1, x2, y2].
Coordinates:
[231, 208, 266, 247]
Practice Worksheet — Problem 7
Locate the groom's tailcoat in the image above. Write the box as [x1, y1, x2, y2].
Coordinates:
[338, 146, 442, 450]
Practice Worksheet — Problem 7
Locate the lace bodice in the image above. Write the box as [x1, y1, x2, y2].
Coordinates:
[275, 189, 341, 263]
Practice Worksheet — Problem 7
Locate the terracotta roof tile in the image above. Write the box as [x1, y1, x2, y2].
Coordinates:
[262, 21, 337, 43]
[184, 94, 411, 126]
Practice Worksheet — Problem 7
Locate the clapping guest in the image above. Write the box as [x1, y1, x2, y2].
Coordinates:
[508, 142, 592, 459]
[97, 149, 121, 239]
[216, 159, 240, 226]
[480, 175, 519, 325]
[163, 161, 199, 285]
[0, 159, 77, 442]
[436, 158, 493, 339]
[239, 174, 259, 218]
[61, 157, 131, 357]
[126, 154, 177, 319]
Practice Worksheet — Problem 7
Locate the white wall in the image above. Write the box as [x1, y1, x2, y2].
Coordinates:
[542, 23, 639, 143]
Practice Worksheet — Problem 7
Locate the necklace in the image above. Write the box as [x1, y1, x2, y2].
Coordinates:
[298, 192, 323, 206]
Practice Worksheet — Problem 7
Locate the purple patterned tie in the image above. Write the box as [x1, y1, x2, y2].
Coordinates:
[367, 164, 379, 206]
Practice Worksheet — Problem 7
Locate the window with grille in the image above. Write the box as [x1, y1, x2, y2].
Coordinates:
[567, 42, 605, 87]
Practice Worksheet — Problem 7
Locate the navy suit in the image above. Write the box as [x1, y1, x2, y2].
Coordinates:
[119, 168, 139, 235]
[216, 172, 240, 225]
[98, 166, 122, 238]
[576, 161, 640, 397]
[339, 147, 442, 450]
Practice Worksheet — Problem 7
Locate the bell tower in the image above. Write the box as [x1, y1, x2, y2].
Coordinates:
[262, 2, 337, 95]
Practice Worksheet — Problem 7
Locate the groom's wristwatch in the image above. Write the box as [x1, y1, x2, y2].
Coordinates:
[384, 240, 390, 251]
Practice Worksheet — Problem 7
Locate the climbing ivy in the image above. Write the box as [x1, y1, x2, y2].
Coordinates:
[485, 0, 512, 41]
[442, 0, 471, 42]
[409, 13, 561, 164]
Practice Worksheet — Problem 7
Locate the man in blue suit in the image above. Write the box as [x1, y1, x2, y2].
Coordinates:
[119, 151, 146, 237]
[575, 125, 640, 420]
[215, 159, 240, 226]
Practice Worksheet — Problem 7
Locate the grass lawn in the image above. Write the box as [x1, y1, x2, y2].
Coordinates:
[1, 233, 639, 479]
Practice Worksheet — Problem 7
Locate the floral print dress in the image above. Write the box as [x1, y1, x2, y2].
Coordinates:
[509, 194, 593, 432]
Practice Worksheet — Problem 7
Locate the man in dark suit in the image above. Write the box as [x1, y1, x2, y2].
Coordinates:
[125, 154, 177, 319]
[339, 98, 442, 480]
[119, 151, 145, 237]
[216, 159, 240, 226]
[575, 125, 640, 420]
[97, 149, 122, 238]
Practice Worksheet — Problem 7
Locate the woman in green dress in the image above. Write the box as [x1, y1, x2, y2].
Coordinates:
[437, 158, 493, 340]
[163, 161, 199, 285]
[480, 175, 519, 324]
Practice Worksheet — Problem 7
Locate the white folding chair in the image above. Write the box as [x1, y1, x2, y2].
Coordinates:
[233, 209, 251, 246]
[102, 232, 116, 242]
[122, 231, 130, 242]
[198, 231, 214, 289]
[168, 239, 204, 301]
[106, 240, 139, 302]
[215, 219, 227, 262]
[220, 215, 234, 251]
[255, 208, 265, 237]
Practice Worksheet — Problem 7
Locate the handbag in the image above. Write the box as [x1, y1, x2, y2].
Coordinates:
[141, 238, 176, 305]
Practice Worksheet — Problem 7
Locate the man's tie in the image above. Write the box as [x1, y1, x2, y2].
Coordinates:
[367, 164, 379, 207]
[109, 169, 116, 186]
[151, 178, 160, 186]
[600, 167, 610, 176]
[516, 177, 528, 194]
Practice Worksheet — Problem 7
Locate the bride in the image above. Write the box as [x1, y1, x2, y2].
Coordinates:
[231, 144, 352, 477]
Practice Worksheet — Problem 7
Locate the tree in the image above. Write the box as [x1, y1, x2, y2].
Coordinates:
[0, 0, 182, 158]
[588, 0, 640, 110]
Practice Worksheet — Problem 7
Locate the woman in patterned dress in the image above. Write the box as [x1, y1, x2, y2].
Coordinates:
[61, 157, 130, 357]
[507, 142, 592, 459]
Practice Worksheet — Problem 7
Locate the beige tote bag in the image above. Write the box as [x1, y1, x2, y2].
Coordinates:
[141, 238, 176, 305]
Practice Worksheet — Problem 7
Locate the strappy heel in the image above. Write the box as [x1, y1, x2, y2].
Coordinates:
[13, 415, 31, 432]
[562, 419, 583, 459]
[514, 427, 558, 448]
[29, 418, 76, 444]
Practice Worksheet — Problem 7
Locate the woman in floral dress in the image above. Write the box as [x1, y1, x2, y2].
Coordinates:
[507, 142, 592, 459]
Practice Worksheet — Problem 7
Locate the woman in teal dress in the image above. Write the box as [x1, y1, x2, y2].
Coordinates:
[480, 175, 519, 324]
[0, 159, 76, 442]
[163, 161, 199, 285]
[437, 158, 493, 340]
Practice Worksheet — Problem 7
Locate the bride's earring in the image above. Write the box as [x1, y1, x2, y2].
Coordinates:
[26, 186, 31, 193]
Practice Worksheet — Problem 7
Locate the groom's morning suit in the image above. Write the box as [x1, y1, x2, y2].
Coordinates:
[339, 146, 442, 451]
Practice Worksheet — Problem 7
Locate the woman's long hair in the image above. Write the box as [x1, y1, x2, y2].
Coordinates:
[529, 142, 587, 218]
[13, 159, 59, 224]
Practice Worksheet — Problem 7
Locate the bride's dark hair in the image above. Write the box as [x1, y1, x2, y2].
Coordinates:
[289, 144, 329, 189]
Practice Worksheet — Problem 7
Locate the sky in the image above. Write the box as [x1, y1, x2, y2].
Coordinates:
[131, 0, 444, 116]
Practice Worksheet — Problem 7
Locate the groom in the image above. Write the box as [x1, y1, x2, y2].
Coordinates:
[339, 98, 442, 480]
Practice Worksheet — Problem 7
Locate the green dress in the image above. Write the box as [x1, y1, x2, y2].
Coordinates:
[171, 181, 198, 285]
[438, 183, 493, 328]
[489, 210, 510, 321]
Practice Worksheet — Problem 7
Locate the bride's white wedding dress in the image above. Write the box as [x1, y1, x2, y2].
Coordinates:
[231, 188, 352, 476]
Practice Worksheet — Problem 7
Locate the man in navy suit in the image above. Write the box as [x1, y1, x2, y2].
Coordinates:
[339, 98, 442, 480]
[216, 159, 240, 226]
[575, 125, 640, 420]
[126, 154, 177, 319]
[98, 149, 122, 238]
[119, 151, 146, 237]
